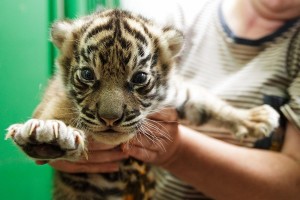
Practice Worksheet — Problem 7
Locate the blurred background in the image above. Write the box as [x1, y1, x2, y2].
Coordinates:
[0, 0, 183, 199]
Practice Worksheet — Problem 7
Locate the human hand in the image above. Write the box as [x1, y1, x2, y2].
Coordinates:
[251, 0, 300, 20]
[122, 108, 181, 167]
[43, 140, 128, 173]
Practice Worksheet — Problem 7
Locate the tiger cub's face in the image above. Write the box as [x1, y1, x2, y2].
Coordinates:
[51, 10, 183, 145]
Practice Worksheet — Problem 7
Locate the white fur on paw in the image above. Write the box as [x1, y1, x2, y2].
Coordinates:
[243, 105, 280, 138]
[6, 119, 86, 160]
[234, 125, 249, 140]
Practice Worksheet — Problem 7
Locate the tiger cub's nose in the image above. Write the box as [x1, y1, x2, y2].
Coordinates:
[99, 114, 123, 127]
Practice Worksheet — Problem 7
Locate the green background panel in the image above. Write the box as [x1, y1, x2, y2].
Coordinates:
[0, 0, 53, 199]
[0, 0, 119, 199]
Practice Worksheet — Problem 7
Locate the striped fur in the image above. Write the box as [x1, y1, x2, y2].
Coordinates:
[6, 9, 279, 200]
[50, 9, 184, 146]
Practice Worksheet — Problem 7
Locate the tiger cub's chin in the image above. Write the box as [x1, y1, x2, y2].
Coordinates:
[91, 130, 136, 145]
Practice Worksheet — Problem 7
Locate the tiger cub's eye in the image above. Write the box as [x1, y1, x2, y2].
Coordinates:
[80, 68, 95, 81]
[131, 72, 148, 84]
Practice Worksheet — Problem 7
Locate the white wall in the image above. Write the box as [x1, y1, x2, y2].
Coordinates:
[120, 0, 206, 27]
[120, 0, 176, 25]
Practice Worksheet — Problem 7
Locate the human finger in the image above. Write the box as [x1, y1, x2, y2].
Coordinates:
[36, 160, 48, 165]
[140, 121, 177, 145]
[147, 108, 178, 122]
[87, 139, 118, 151]
[77, 150, 128, 163]
[128, 134, 169, 152]
[49, 160, 120, 173]
[123, 145, 158, 163]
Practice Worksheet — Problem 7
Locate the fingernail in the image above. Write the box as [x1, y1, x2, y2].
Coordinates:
[36, 160, 48, 165]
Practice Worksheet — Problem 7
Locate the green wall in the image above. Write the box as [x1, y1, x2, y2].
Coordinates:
[0, 0, 53, 199]
[0, 0, 119, 199]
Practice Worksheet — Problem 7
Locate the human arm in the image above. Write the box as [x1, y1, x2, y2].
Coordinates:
[125, 111, 300, 200]
[168, 123, 300, 200]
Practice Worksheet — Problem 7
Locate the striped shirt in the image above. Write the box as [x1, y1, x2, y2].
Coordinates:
[148, 0, 300, 199]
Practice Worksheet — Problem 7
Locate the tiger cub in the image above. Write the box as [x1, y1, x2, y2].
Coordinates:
[6, 9, 279, 200]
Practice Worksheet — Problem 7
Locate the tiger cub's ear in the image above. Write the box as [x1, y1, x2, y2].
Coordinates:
[162, 27, 184, 57]
[51, 20, 74, 49]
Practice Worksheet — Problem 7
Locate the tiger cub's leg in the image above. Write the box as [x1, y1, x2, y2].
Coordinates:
[6, 119, 86, 160]
[185, 100, 279, 139]
[173, 82, 280, 139]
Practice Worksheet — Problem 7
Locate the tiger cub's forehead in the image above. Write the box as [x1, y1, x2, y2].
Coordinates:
[81, 10, 159, 44]
[76, 10, 160, 75]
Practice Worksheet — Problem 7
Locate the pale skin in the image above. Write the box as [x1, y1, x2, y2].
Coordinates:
[48, 0, 300, 199]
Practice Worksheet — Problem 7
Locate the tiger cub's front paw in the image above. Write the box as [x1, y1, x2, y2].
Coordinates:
[235, 105, 280, 139]
[6, 119, 86, 160]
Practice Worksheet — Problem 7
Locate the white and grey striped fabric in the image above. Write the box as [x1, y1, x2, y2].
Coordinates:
[151, 0, 300, 199]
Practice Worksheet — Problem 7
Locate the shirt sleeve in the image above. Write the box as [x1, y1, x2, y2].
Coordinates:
[281, 68, 300, 129]
[280, 26, 300, 130]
